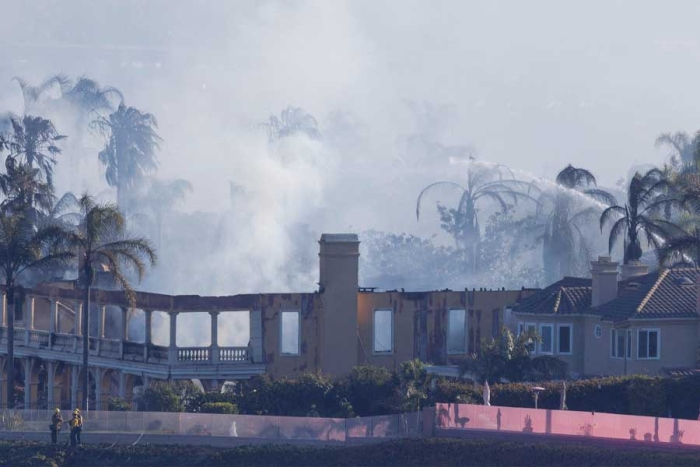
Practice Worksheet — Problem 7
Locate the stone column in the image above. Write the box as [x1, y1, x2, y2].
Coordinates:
[74, 301, 82, 336]
[144, 310, 153, 360]
[210, 311, 220, 364]
[26, 297, 35, 330]
[49, 300, 58, 350]
[23, 358, 32, 409]
[98, 303, 106, 339]
[118, 371, 126, 399]
[1, 293, 6, 327]
[145, 310, 153, 345]
[168, 312, 178, 364]
[46, 361, 56, 410]
[70, 366, 79, 409]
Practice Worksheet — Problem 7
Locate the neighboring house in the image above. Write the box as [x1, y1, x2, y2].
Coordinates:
[510, 256, 700, 377]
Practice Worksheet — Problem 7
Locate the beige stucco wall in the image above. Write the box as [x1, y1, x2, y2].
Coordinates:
[510, 313, 587, 375]
[261, 293, 322, 378]
[358, 290, 530, 370]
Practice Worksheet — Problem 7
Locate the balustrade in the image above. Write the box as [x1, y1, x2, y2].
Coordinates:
[28, 330, 50, 348]
[177, 347, 210, 362]
[219, 347, 249, 362]
[14, 329, 27, 343]
[149, 345, 169, 361]
[0, 310, 258, 371]
[52, 333, 75, 349]
[99, 338, 121, 356]
[123, 341, 145, 358]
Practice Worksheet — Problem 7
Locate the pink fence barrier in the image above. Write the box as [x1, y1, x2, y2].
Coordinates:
[435, 403, 700, 445]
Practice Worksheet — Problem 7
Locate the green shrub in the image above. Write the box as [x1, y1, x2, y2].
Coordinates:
[341, 366, 399, 416]
[139, 380, 203, 413]
[201, 402, 239, 414]
[108, 397, 131, 412]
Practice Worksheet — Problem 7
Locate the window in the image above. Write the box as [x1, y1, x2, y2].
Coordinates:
[638, 329, 660, 360]
[373, 309, 393, 354]
[594, 325, 602, 339]
[557, 324, 572, 355]
[539, 324, 553, 354]
[611, 329, 632, 359]
[280, 310, 300, 355]
[447, 309, 467, 354]
[518, 322, 537, 353]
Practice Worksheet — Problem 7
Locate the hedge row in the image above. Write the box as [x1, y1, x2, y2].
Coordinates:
[5, 438, 700, 467]
[433, 375, 700, 420]
[138, 366, 700, 421]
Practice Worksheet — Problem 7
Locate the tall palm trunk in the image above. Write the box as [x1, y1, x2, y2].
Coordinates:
[81, 264, 93, 411]
[5, 284, 14, 409]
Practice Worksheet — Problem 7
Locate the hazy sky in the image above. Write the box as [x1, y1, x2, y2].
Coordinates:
[2, 0, 700, 238]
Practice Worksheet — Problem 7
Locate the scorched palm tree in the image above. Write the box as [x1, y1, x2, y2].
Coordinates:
[600, 169, 681, 264]
[0, 211, 74, 408]
[416, 161, 535, 273]
[531, 165, 614, 283]
[73, 194, 156, 410]
[92, 104, 162, 211]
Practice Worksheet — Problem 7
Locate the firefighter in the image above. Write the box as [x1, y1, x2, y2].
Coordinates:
[69, 408, 83, 446]
[50, 408, 63, 444]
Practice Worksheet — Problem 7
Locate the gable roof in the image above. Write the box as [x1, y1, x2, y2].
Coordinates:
[511, 268, 700, 322]
[593, 268, 700, 322]
[512, 277, 592, 315]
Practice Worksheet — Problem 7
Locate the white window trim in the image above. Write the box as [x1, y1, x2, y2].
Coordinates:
[594, 324, 602, 339]
[447, 308, 468, 355]
[637, 328, 661, 360]
[372, 309, 394, 355]
[279, 309, 301, 357]
[610, 329, 632, 359]
[557, 324, 573, 355]
[539, 324, 554, 355]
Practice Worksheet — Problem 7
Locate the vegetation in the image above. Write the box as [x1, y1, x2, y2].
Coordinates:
[92, 103, 162, 211]
[4, 438, 700, 467]
[529, 165, 614, 282]
[600, 168, 681, 263]
[458, 327, 567, 383]
[416, 162, 535, 272]
[132, 365, 700, 422]
[70, 194, 157, 411]
[261, 106, 322, 142]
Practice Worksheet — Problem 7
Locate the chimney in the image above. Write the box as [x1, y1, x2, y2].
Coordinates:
[591, 256, 619, 306]
[318, 233, 360, 376]
[620, 260, 649, 281]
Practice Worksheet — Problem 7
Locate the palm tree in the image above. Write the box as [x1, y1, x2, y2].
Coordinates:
[13, 76, 68, 115]
[529, 165, 614, 283]
[459, 327, 567, 383]
[0, 158, 56, 220]
[600, 169, 682, 264]
[416, 161, 535, 272]
[92, 104, 162, 211]
[261, 106, 321, 142]
[655, 131, 700, 167]
[138, 178, 192, 249]
[3, 116, 66, 189]
[71, 194, 156, 410]
[0, 210, 75, 408]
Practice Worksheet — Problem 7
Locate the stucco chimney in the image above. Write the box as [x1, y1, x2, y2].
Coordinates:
[318, 233, 360, 376]
[591, 256, 619, 307]
[620, 260, 649, 281]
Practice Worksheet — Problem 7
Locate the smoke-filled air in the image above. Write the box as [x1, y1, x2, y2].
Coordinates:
[3, 1, 700, 345]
